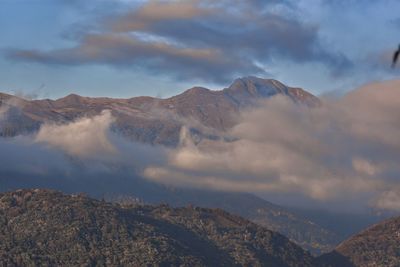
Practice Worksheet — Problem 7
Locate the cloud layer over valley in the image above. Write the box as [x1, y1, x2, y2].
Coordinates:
[35, 110, 117, 159]
[144, 80, 400, 211]
[1, 80, 400, 212]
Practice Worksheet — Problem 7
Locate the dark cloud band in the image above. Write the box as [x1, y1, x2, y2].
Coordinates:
[7, 0, 352, 83]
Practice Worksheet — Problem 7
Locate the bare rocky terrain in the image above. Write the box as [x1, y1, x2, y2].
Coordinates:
[0, 76, 319, 145]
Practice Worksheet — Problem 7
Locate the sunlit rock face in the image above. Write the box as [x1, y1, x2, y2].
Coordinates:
[0, 77, 318, 146]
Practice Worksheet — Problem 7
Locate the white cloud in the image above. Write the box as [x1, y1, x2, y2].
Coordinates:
[352, 158, 380, 176]
[144, 80, 400, 210]
[35, 110, 117, 159]
[373, 189, 400, 211]
[4, 79, 400, 212]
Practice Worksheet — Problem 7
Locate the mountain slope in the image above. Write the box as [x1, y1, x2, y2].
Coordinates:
[146, 189, 340, 254]
[0, 77, 337, 254]
[317, 215, 400, 266]
[0, 189, 314, 266]
[0, 171, 340, 256]
[0, 77, 319, 145]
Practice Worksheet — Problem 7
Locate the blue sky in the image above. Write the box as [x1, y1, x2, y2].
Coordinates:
[0, 0, 399, 99]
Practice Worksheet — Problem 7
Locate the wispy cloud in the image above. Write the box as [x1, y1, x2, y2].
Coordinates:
[6, 0, 351, 84]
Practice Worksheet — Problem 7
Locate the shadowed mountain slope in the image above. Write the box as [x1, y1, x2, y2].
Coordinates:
[0, 170, 340, 256]
[317, 215, 400, 266]
[0, 189, 314, 267]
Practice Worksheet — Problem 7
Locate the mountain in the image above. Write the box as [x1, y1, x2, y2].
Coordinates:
[2, 189, 398, 266]
[0, 172, 340, 255]
[0, 76, 319, 145]
[317, 215, 400, 267]
[139, 189, 340, 255]
[288, 207, 387, 243]
[0, 189, 314, 266]
[0, 77, 339, 254]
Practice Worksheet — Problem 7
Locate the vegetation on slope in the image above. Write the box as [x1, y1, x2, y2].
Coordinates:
[0, 189, 313, 267]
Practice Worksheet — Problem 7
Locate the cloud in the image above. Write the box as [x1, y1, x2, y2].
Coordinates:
[31, 108, 168, 169]
[2, 79, 400, 212]
[7, 0, 351, 83]
[144, 79, 400, 210]
[0, 94, 29, 131]
[0, 103, 8, 120]
[0, 134, 167, 199]
[0, 110, 169, 197]
[373, 188, 400, 211]
[0, 94, 24, 117]
[10, 33, 261, 83]
[35, 110, 117, 159]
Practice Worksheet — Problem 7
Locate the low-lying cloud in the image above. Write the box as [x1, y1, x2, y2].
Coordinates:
[0, 107, 168, 199]
[1, 80, 400, 212]
[144, 80, 400, 211]
[35, 110, 117, 159]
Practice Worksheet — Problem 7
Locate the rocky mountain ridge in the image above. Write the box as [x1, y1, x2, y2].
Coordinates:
[0, 76, 319, 145]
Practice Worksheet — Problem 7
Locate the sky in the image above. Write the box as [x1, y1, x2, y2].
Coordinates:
[0, 0, 400, 99]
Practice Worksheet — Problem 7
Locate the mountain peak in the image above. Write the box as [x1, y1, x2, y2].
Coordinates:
[60, 93, 82, 100]
[54, 93, 86, 106]
[236, 75, 280, 83]
[227, 76, 289, 97]
[181, 86, 211, 95]
[222, 76, 291, 106]
[224, 76, 319, 107]
[0, 77, 319, 145]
